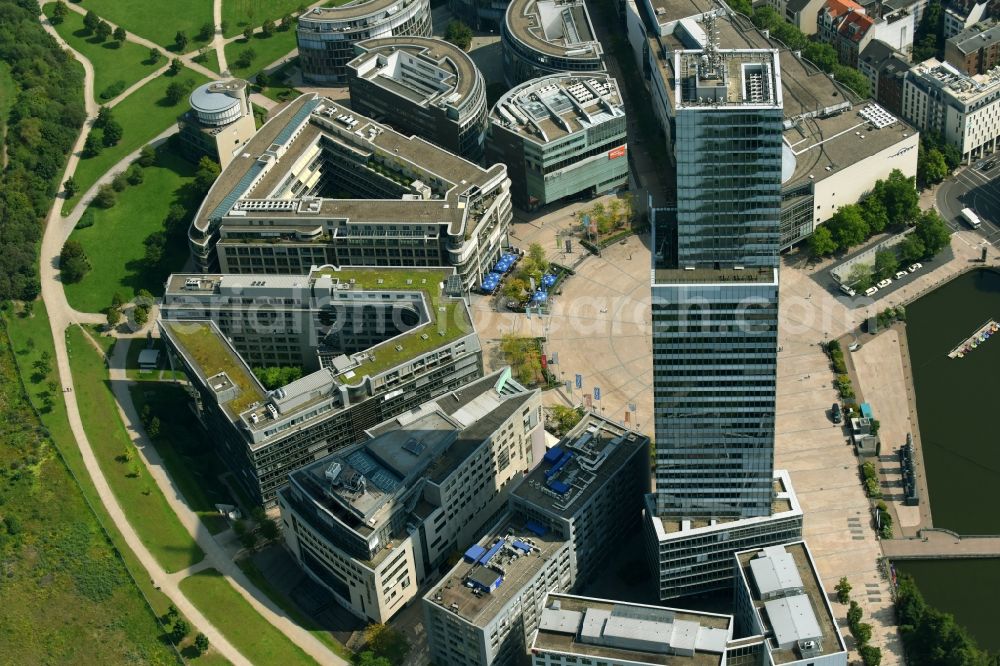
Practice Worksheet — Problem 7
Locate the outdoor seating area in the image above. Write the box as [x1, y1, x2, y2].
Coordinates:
[478, 251, 522, 294]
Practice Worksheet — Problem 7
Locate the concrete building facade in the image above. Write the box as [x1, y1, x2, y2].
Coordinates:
[188, 94, 513, 292]
[486, 73, 628, 210]
[177, 79, 257, 170]
[277, 369, 544, 623]
[944, 19, 1000, 75]
[346, 36, 489, 161]
[297, 0, 433, 84]
[944, 0, 991, 38]
[501, 0, 605, 86]
[818, 0, 914, 67]
[158, 266, 486, 506]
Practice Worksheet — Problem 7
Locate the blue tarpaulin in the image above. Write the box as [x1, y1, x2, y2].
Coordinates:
[549, 480, 570, 494]
[526, 520, 549, 536]
[464, 544, 486, 563]
[494, 254, 517, 273]
[512, 540, 532, 554]
[479, 539, 505, 566]
[480, 272, 503, 293]
[543, 446, 563, 463]
[541, 274, 557, 288]
[545, 451, 573, 478]
[860, 402, 873, 419]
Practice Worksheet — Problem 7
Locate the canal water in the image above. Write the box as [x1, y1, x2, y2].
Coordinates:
[894, 559, 1000, 652]
[905, 268, 1000, 535]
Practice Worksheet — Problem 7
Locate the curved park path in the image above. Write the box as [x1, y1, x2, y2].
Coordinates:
[37, 3, 348, 664]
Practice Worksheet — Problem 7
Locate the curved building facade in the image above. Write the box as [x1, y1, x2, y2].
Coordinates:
[346, 37, 488, 161]
[178, 79, 256, 169]
[501, 0, 604, 86]
[297, 0, 433, 84]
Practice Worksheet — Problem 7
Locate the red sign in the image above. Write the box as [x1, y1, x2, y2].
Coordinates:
[540, 354, 548, 370]
[608, 145, 627, 160]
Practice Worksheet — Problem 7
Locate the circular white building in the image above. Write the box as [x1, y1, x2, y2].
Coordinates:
[189, 80, 250, 126]
[502, 0, 605, 87]
[297, 0, 433, 85]
[179, 79, 256, 169]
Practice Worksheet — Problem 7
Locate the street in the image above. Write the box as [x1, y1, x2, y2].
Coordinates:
[936, 163, 1000, 244]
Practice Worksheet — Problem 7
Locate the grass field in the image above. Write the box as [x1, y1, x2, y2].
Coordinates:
[71, 0, 215, 52]
[222, 0, 302, 37]
[66, 68, 211, 214]
[66, 325, 205, 573]
[126, 338, 185, 381]
[0, 309, 179, 665]
[129, 382, 234, 535]
[180, 569, 318, 666]
[43, 5, 162, 101]
[224, 28, 297, 78]
[65, 146, 198, 313]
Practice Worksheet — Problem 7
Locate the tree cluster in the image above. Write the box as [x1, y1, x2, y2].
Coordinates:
[360, 623, 410, 666]
[499, 334, 547, 386]
[252, 366, 303, 390]
[444, 20, 473, 51]
[896, 573, 998, 665]
[547, 405, 584, 436]
[60, 240, 90, 284]
[912, 0, 944, 62]
[0, 0, 87, 301]
[164, 77, 195, 105]
[917, 130, 961, 188]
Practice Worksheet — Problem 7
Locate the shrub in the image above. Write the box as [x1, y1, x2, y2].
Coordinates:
[77, 209, 96, 229]
[99, 80, 127, 101]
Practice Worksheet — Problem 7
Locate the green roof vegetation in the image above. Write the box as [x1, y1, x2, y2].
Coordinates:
[163, 321, 264, 416]
[311, 268, 474, 383]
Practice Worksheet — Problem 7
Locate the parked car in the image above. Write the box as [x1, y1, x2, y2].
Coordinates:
[831, 403, 843, 424]
[908, 263, 923, 272]
[839, 284, 856, 297]
[984, 159, 998, 171]
[865, 286, 879, 297]
[849, 342, 861, 352]
[877, 278, 893, 288]
[895, 270, 908, 280]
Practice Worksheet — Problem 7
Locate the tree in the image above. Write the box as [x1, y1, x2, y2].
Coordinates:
[262, 19, 276, 37]
[807, 225, 837, 258]
[826, 205, 869, 249]
[84, 132, 103, 157]
[194, 156, 221, 193]
[243, 27, 254, 42]
[549, 405, 584, 436]
[113, 26, 127, 46]
[835, 576, 852, 604]
[133, 306, 149, 326]
[914, 209, 951, 255]
[95, 20, 112, 42]
[60, 240, 90, 284]
[847, 600, 863, 627]
[106, 306, 122, 328]
[899, 234, 926, 263]
[364, 623, 410, 664]
[198, 22, 214, 41]
[96, 105, 113, 128]
[102, 118, 123, 146]
[112, 292, 125, 309]
[93, 183, 117, 208]
[260, 518, 280, 540]
[802, 41, 837, 72]
[51, 1, 68, 24]
[147, 416, 161, 438]
[164, 203, 190, 234]
[64, 176, 79, 198]
[859, 644, 882, 666]
[169, 58, 182, 75]
[860, 188, 890, 234]
[148, 47, 161, 64]
[144, 231, 167, 264]
[853, 621, 873, 644]
[881, 170, 920, 226]
[444, 20, 474, 50]
[357, 652, 392, 666]
[194, 633, 209, 655]
[126, 163, 144, 186]
[281, 13, 293, 29]
[112, 171, 129, 192]
[170, 619, 189, 645]
[83, 10, 99, 33]
[137, 144, 157, 167]
[874, 249, 899, 279]
[165, 80, 191, 105]
[831, 64, 870, 97]
[234, 47, 256, 69]
[918, 147, 948, 187]
[174, 30, 188, 51]
[240, 530, 257, 550]
[847, 262, 873, 290]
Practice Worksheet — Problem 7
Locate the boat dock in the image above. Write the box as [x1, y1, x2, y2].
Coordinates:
[947, 319, 999, 358]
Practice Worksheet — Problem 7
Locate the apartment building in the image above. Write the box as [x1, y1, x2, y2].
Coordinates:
[346, 37, 489, 162]
[903, 57, 1000, 161]
[277, 369, 544, 623]
[945, 20, 1000, 75]
[486, 73, 628, 210]
[859, 39, 912, 115]
[944, 0, 992, 38]
[733, 541, 848, 666]
[818, 0, 914, 67]
[158, 266, 485, 506]
[177, 79, 257, 170]
[188, 94, 513, 292]
[501, 0, 605, 86]
[296, 0, 432, 84]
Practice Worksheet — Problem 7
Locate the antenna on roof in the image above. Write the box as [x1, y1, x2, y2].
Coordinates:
[703, 10, 722, 70]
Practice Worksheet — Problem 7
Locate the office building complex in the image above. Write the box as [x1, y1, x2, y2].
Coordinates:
[188, 94, 513, 292]
[177, 79, 257, 170]
[945, 19, 1000, 75]
[346, 37, 489, 161]
[629, 0, 917, 248]
[296, 0, 432, 84]
[277, 369, 544, 622]
[734, 541, 848, 666]
[449, 0, 509, 30]
[530, 593, 734, 666]
[486, 74, 627, 210]
[424, 414, 649, 666]
[903, 56, 1000, 161]
[501, 0, 604, 86]
[158, 266, 485, 506]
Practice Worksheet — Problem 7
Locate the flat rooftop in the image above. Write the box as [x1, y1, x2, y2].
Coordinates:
[300, 0, 401, 23]
[427, 520, 569, 628]
[349, 36, 480, 110]
[909, 56, 1000, 102]
[505, 0, 603, 59]
[736, 541, 847, 664]
[532, 593, 732, 666]
[491, 73, 624, 143]
[948, 19, 1000, 55]
[512, 415, 646, 519]
[192, 93, 505, 239]
[675, 48, 782, 109]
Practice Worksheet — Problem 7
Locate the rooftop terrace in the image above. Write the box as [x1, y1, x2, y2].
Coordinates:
[505, 0, 602, 59]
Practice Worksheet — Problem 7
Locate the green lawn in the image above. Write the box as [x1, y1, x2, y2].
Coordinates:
[129, 382, 235, 535]
[222, 0, 301, 37]
[66, 68, 210, 213]
[43, 5, 162, 101]
[224, 28, 297, 78]
[126, 337, 185, 381]
[0, 308, 178, 665]
[65, 145, 198, 313]
[71, 0, 215, 52]
[66, 325, 205, 573]
[179, 569, 318, 666]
